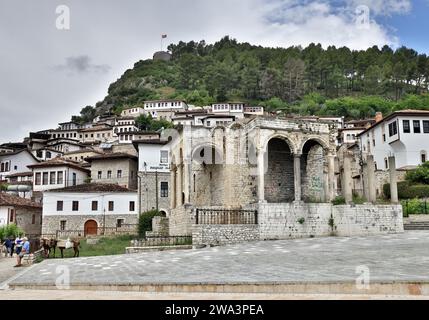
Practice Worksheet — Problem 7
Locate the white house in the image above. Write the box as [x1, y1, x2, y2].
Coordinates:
[358, 109, 429, 170]
[0, 149, 40, 181]
[121, 107, 145, 118]
[28, 158, 90, 193]
[201, 115, 236, 128]
[144, 100, 188, 119]
[244, 106, 264, 116]
[41, 183, 138, 236]
[211, 102, 245, 119]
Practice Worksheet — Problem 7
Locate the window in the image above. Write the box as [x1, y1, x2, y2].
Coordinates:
[98, 171, 102, 179]
[35, 172, 41, 185]
[92, 201, 98, 211]
[403, 120, 410, 133]
[60, 220, 66, 231]
[32, 214, 36, 225]
[72, 201, 79, 211]
[424, 121, 429, 134]
[414, 120, 421, 133]
[108, 201, 114, 211]
[50, 172, 56, 185]
[107, 171, 112, 179]
[388, 121, 398, 137]
[57, 171, 63, 184]
[372, 139, 376, 147]
[129, 201, 135, 211]
[9, 209, 15, 222]
[383, 134, 386, 142]
[117, 219, 125, 228]
[385, 158, 389, 169]
[421, 151, 427, 164]
[160, 182, 168, 198]
[72, 173, 77, 186]
[42, 172, 49, 185]
[57, 201, 63, 211]
[160, 150, 168, 164]
[117, 170, 122, 178]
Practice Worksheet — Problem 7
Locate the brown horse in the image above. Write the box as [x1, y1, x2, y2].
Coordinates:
[56, 239, 80, 258]
[40, 238, 80, 258]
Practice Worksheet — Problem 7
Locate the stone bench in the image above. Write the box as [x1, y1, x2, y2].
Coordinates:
[22, 249, 43, 265]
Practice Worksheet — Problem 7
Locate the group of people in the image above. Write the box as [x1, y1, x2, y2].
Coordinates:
[2, 236, 31, 267]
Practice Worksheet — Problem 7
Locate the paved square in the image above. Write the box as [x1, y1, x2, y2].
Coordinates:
[9, 231, 429, 287]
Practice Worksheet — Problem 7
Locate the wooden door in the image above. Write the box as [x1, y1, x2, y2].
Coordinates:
[84, 220, 98, 236]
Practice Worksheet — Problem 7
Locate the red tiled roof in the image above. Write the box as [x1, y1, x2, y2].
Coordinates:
[0, 193, 42, 209]
[85, 152, 138, 162]
[6, 171, 33, 178]
[27, 159, 90, 173]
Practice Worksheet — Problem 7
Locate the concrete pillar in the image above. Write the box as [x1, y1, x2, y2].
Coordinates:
[389, 156, 399, 204]
[294, 154, 302, 202]
[367, 155, 377, 203]
[170, 167, 176, 209]
[343, 152, 353, 204]
[327, 153, 336, 201]
[257, 148, 265, 203]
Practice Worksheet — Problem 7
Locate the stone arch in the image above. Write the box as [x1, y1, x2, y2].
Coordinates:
[159, 209, 169, 217]
[299, 136, 330, 154]
[301, 139, 327, 202]
[262, 133, 298, 155]
[264, 137, 295, 203]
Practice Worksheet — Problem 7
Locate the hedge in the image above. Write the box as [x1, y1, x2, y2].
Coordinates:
[383, 181, 429, 199]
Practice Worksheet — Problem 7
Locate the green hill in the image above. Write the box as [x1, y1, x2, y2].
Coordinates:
[77, 36, 429, 122]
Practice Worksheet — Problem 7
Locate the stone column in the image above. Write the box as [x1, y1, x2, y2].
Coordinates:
[257, 148, 265, 203]
[343, 152, 353, 204]
[176, 165, 183, 207]
[170, 167, 176, 209]
[367, 155, 377, 203]
[327, 153, 336, 201]
[389, 156, 399, 204]
[294, 153, 302, 202]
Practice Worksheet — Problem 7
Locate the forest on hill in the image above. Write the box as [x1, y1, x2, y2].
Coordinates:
[73, 37, 429, 123]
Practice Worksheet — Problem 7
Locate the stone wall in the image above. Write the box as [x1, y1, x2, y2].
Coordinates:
[147, 216, 169, 236]
[332, 204, 404, 236]
[192, 224, 259, 246]
[265, 139, 294, 203]
[302, 145, 326, 202]
[16, 207, 42, 236]
[168, 206, 194, 236]
[256, 203, 333, 240]
[375, 170, 407, 198]
[139, 172, 170, 215]
[42, 214, 138, 236]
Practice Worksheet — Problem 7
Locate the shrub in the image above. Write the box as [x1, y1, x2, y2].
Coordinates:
[405, 162, 429, 184]
[297, 217, 305, 225]
[401, 198, 428, 216]
[384, 181, 429, 199]
[332, 196, 346, 205]
[0, 224, 24, 240]
[138, 210, 161, 238]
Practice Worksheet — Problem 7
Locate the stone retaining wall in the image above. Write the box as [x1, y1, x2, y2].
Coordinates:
[192, 224, 259, 246]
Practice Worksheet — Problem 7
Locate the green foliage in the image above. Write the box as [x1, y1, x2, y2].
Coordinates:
[0, 184, 8, 192]
[401, 198, 428, 216]
[406, 162, 429, 184]
[352, 195, 366, 204]
[135, 114, 174, 132]
[332, 196, 346, 205]
[138, 210, 161, 238]
[71, 106, 97, 124]
[94, 37, 429, 118]
[384, 181, 429, 199]
[0, 224, 24, 240]
[297, 217, 305, 225]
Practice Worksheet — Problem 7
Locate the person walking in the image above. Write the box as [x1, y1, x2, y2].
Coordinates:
[14, 236, 22, 256]
[3, 238, 12, 258]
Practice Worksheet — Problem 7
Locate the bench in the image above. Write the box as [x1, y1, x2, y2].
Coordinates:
[22, 249, 44, 265]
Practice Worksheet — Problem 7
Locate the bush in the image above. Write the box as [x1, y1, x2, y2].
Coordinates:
[0, 224, 24, 240]
[401, 198, 428, 216]
[384, 181, 429, 199]
[405, 162, 429, 184]
[138, 210, 161, 238]
[331, 196, 346, 205]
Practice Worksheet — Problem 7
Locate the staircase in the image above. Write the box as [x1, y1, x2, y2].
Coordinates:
[404, 221, 429, 230]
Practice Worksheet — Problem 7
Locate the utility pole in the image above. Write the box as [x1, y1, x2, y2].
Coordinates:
[155, 170, 159, 211]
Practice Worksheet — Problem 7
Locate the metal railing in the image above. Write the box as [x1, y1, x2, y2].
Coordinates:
[195, 208, 258, 225]
[402, 199, 429, 217]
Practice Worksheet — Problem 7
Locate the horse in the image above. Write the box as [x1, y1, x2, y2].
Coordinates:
[40, 238, 80, 258]
[56, 239, 80, 258]
[40, 238, 58, 258]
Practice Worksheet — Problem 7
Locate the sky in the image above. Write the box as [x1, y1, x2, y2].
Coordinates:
[1, 0, 428, 144]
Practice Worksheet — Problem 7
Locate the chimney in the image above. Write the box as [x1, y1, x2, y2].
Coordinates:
[375, 112, 383, 123]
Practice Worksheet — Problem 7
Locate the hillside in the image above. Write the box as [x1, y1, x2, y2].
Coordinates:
[82, 36, 429, 122]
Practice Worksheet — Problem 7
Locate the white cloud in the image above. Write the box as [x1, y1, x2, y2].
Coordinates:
[348, 0, 412, 16]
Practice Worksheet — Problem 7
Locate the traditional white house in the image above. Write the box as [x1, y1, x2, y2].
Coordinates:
[28, 158, 90, 194]
[41, 183, 138, 237]
[133, 139, 171, 216]
[46, 138, 86, 153]
[121, 107, 145, 118]
[32, 147, 63, 161]
[244, 106, 264, 116]
[5, 171, 33, 199]
[211, 102, 245, 119]
[201, 115, 236, 127]
[79, 125, 114, 144]
[144, 100, 188, 119]
[358, 109, 429, 170]
[0, 149, 40, 181]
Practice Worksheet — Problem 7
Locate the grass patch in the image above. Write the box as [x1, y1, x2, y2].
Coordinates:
[57, 235, 134, 258]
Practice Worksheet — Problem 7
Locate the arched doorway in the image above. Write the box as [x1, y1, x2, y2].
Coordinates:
[265, 138, 295, 203]
[84, 220, 98, 236]
[301, 140, 326, 202]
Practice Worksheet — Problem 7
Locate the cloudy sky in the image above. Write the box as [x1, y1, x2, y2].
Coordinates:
[1, 0, 428, 143]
